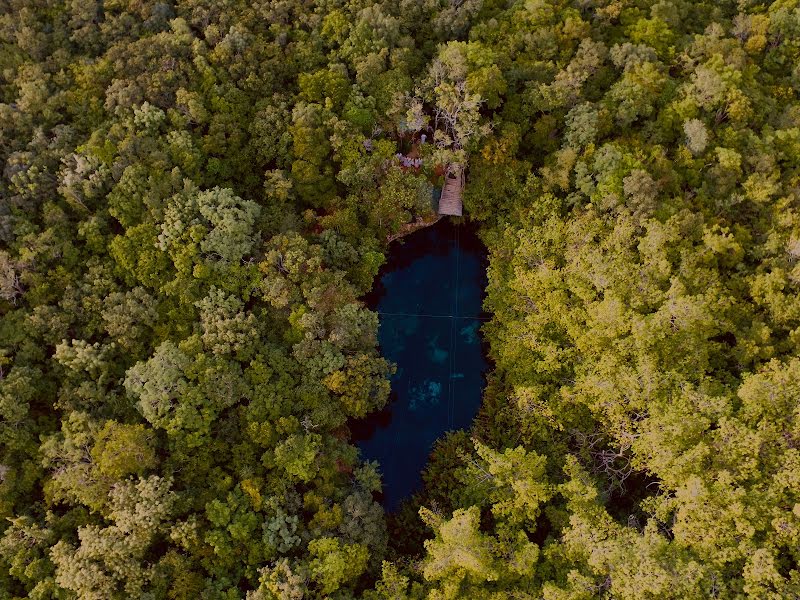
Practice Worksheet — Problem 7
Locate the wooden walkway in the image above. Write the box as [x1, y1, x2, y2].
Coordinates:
[438, 165, 464, 216]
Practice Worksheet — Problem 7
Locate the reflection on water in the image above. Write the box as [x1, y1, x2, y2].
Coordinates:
[350, 220, 489, 511]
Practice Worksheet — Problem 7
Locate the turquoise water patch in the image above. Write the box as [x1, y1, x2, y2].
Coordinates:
[459, 321, 480, 344]
[428, 335, 449, 363]
[351, 220, 489, 511]
[409, 379, 443, 411]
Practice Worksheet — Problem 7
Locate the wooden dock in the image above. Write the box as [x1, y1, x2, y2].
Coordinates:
[438, 165, 464, 216]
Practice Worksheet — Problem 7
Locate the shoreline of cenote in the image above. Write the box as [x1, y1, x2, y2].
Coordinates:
[350, 219, 491, 511]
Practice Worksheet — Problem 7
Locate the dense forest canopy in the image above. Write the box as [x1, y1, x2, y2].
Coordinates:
[2, 0, 800, 598]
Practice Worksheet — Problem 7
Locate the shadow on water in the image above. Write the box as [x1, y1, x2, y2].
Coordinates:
[350, 219, 489, 511]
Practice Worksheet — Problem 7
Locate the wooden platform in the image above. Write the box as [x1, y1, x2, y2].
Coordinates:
[438, 166, 464, 216]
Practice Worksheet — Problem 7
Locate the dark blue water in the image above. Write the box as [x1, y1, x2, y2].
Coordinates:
[351, 220, 489, 511]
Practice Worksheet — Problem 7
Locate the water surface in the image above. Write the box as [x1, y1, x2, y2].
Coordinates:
[352, 220, 488, 511]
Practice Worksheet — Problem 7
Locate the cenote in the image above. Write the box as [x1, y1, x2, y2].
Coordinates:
[351, 219, 489, 511]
